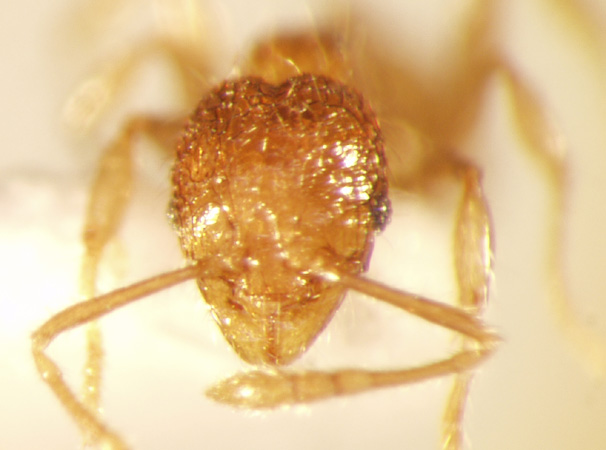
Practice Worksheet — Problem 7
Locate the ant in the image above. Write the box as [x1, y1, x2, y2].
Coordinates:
[32, 0, 605, 449]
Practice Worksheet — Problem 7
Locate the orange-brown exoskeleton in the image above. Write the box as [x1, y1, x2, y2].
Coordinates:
[32, 0, 605, 449]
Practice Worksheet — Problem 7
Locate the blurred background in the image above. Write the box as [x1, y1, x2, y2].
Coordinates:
[1, 0, 605, 449]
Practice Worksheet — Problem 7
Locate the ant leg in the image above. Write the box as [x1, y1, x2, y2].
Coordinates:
[78, 114, 183, 416]
[33, 115, 182, 448]
[63, 2, 215, 133]
[443, 164, 493, 449]
[32, 263, 209, 450]
[452, 167, 493, 312]
[501, 65, 606, 376]
[545, 0, 606, 64]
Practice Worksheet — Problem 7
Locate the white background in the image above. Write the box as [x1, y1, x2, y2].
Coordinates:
[1, 0, 606, 449]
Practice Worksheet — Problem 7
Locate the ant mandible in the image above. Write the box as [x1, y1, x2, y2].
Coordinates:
[32, 0, 604, 449]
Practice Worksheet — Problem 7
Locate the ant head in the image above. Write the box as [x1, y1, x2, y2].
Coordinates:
[171, 74, 390, 365]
